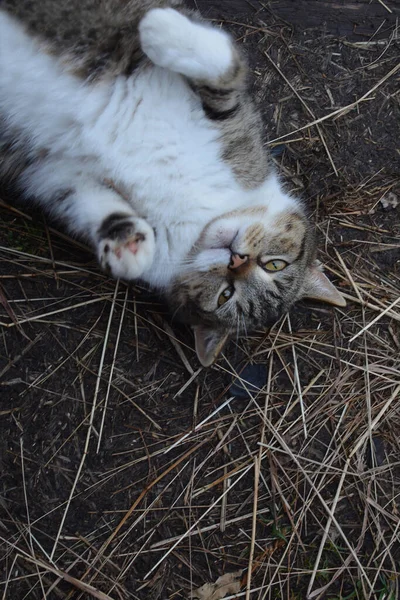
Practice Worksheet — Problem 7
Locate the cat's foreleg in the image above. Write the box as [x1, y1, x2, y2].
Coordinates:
[21, 159, 155, 280]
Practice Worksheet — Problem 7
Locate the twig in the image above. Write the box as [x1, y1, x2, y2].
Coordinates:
[288, 315, 307, 438]
[50, 289, 116, 559]
[245, 456, 260, 600]
[376, 0, 393, 13]
[162, 320, 194, 375]
[21, 554, 113, 600]
[268, 62, 400, 143]
[144, 461, 255, 580]
[349, 296, 400, 342]
[97, 281, 124, 453]
[307, 459, 350, 597]
[264, 51, 338, 176]
[165, 397, 234, 453]
[349, 384, 400, 458]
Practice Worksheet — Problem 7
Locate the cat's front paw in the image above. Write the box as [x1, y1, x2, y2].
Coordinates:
[139, 8, 233, 80]
[97, 213, 155, 280]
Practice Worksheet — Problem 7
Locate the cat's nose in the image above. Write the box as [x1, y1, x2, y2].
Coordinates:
[229, 253, 249, 270]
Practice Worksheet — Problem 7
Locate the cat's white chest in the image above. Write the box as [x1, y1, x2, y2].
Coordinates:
[80, 67, 239, 208]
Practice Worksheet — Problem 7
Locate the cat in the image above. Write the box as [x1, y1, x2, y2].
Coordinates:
[0, 0, 346, 366]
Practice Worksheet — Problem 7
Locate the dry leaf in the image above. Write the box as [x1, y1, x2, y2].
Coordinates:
[190, 570, 243, 600]
[380, 192, 398, 210]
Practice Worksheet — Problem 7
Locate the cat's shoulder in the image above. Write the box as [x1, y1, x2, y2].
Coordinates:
[1, 0, 189, 79]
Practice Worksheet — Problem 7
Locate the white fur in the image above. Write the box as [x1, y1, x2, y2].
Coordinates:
[139, 8, 234, 81]
[0, 8, 298, 287]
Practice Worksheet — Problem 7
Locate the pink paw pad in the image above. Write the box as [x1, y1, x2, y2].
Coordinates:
[114, 233, 145, 259]
[127, 240, 139, 254]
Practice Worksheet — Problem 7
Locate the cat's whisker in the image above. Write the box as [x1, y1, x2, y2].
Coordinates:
[179, 275, 201, 286]
[170, 301, 186, 324]
[241, 313, 248, 338]
[235, 313, 241, 347]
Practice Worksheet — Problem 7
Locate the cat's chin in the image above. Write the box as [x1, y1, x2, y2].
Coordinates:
[198, 218, 239, 252]
[198, 206, 270, 253]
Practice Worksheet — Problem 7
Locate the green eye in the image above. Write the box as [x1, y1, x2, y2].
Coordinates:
[264, 259, 288, 272]
[218, 286, 234, 307]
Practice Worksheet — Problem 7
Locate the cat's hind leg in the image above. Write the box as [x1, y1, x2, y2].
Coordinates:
[21, 158, 155, 280]
[139, 7, 268, 188]
[139, 8, 244, 86]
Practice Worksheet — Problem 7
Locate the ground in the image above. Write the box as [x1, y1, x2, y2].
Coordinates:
[1, 1, 400, 599]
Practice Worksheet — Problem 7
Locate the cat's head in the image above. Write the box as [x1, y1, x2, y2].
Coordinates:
[168, 201, 345, 366]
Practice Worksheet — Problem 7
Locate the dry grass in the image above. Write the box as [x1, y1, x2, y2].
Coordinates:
[1, 3, 400, 599]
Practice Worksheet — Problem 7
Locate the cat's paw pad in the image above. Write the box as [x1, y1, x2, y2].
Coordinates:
[97, 213, 155, 280]
[139, 8, 233, 80]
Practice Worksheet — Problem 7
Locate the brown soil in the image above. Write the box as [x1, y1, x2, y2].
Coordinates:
[1, 1, 400, 599]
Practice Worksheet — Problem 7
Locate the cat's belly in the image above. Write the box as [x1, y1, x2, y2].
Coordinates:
[80, 67, 241, 209]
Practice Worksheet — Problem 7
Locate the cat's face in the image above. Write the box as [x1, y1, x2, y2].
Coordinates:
[168, 206, 345, 366]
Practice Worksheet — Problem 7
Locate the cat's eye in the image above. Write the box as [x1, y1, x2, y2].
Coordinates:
[218, 286, 234, 307]
[263, 259, 288, 272]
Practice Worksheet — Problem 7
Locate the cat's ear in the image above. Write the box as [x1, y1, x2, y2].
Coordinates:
[193, 326, 229, 367]
[301, 263, 346, 307]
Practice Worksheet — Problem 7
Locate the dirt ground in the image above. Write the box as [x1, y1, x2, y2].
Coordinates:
[1, 1, 400, 599]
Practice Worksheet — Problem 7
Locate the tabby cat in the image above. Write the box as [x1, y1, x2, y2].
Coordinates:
[0, 0, 345, 365]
